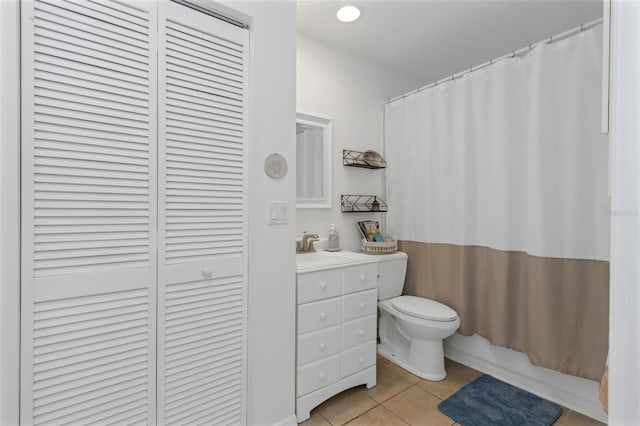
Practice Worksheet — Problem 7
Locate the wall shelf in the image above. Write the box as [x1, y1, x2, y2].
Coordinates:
[341, 195, 388, 213]
[343, 149, 387, 169]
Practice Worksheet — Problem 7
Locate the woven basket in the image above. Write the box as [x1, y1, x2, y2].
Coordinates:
[361, 239, 398, 255]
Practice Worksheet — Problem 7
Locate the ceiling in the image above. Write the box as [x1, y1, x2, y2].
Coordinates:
[297, 0, 603, 84]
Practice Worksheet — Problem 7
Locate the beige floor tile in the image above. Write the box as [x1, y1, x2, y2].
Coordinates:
[315, 386, 378, 426]
[367, 360, 415, 403]
[377, 355, 422, 384]
[345, 406, 409, 426]
[383, 385, 455, 426]
[444, 358, 483, 382]
[555, 410, 606, 426]
[554, 406, 571, 423]
[299, 412, 332, 426]
[417, 372, 469, 400]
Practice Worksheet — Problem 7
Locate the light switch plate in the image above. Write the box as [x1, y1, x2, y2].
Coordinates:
[267, 201, 288, 225]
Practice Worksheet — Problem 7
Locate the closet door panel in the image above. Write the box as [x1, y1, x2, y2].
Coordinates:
[158, 2, 249, 425]
[21, 1, 157, 424]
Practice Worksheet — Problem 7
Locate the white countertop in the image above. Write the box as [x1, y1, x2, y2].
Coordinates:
[295, 249, 378, 272]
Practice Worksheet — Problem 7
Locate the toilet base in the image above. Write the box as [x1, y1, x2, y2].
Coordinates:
[377, 343, 447, 381]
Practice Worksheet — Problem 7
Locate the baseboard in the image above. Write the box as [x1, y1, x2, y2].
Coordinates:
[444, 333, 608, 424]
[271, 414, 298, 426]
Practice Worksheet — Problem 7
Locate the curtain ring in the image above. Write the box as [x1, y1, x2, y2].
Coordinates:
[581, 24, 585, 32]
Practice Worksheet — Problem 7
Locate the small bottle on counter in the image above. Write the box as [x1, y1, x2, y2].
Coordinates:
[328, 224, 340, 250]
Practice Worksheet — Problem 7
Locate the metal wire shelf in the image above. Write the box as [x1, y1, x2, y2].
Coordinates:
[341, 195, 388, 213]
[343, 149, 387, 169]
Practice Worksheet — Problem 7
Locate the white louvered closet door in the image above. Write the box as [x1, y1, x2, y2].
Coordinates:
[157, 2, 249, 425]
[21, 1, 158, 424]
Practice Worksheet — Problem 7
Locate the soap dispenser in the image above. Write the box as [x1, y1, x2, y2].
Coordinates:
[328, 224, 340, 251]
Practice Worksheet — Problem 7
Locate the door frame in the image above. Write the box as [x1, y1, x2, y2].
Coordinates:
[1, 0, 22, 424]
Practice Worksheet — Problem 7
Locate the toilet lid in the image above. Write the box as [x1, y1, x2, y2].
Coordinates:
[391, 296, 458, 322]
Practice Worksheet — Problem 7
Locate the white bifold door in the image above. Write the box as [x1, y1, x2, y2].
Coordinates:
[20, 1, 248, 424]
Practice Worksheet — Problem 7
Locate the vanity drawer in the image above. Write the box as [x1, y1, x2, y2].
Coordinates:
[297, 326, 341, 366]
[297, 354, 341, 397]
[298, 269, 341, 304]
[343, 289, 377, 322]
[342, 341, 376, 378]
[298, 297, 341, 334]
[342, 315, 377, 349]
[342, 263, 378, 295]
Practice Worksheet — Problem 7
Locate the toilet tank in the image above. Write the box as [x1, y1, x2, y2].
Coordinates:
[376, 251, 408, 301]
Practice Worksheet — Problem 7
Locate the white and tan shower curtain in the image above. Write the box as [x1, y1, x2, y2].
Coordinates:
[384, 26, 609, 380]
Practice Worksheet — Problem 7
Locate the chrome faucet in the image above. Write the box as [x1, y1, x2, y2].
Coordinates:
[297, 232, 320, 253]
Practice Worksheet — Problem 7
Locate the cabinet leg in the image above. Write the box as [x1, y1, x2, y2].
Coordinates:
[296, 410, 310, 423]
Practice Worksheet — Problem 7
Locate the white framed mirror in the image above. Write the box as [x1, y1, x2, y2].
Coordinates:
[296, 112, 332, 209]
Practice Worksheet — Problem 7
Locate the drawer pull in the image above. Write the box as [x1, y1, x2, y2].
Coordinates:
[319, 282, 327, 290]
[319, 342, 327, 352]
[202, 267, 213, 278]
[318, 372, 326, 381]
[358, 329, 365, 337]
[319, 312, 327, 321]
[359, 275, 366, 282]
[359, 357, 365, 364]
[359, 303, 366, 310]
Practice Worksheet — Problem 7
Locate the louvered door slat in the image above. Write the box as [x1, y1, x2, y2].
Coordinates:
[35, 27, 148, 66]
[34, 73, 148, 105]
[35, 101, 150, 125]
[158, 2, 248, 424]
[21, 1, 157, 424]
[166, 28, 244, 64]
[167, 82, 243, 109]
[39, 0, 149, 35]
[36, 87, 149, 115]
[35, 17, 148, 57]
[166, 43, 243, 75]
[166, 68, 243, 95]
[167, 90, 243, 114]
[165, 22, 243, 57]
[34, 3, 149, 50]
[166, 102, 243, 126]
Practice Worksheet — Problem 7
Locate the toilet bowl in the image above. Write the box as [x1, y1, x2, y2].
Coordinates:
[373, 252, 460, 381]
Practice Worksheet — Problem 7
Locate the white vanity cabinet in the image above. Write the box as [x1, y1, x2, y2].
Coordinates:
[295, 253, 379, 422]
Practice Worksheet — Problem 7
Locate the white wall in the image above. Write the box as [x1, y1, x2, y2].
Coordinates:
[609, 2, 640, 425]
[217, 2, 298, 425]
[296, 35, 420, 251]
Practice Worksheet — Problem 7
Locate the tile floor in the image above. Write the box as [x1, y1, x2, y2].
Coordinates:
[300, 356, 605, 426]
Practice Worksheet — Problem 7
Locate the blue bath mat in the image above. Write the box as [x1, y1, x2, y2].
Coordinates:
[438, 374, 563, 426]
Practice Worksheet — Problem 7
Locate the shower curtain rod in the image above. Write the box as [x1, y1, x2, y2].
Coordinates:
[385, 17, 604, 105]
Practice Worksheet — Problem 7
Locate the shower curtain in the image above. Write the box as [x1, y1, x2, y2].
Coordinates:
[384, 26, 609, 380]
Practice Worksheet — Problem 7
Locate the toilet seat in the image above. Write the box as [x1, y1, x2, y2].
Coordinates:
[391, 296, 457, 322]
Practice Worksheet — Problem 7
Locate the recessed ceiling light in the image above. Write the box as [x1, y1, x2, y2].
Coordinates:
[337, 5, 361, 23]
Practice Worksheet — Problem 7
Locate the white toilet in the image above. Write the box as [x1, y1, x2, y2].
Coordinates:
[376, 251, 460, 381]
